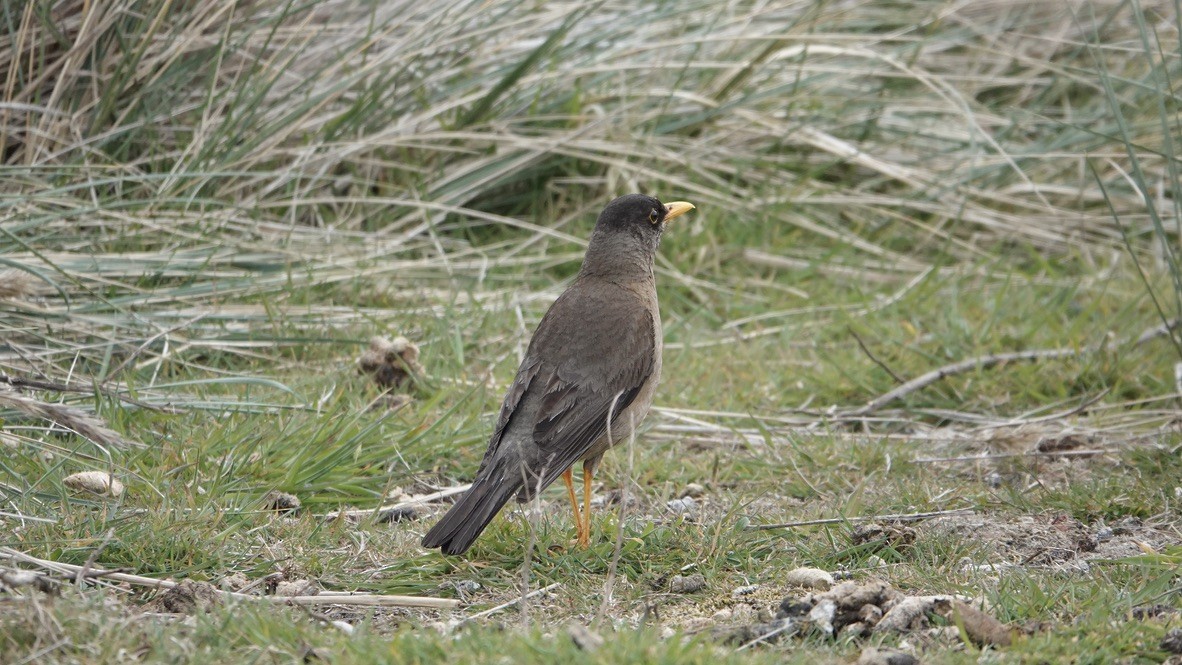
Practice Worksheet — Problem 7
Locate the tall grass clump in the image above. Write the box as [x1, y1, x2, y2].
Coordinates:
[0, 0, 1178, 406]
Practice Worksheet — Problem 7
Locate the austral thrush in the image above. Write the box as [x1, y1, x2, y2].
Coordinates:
[421, 194, 695, 555]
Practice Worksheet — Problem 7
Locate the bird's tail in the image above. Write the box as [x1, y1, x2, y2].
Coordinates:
[421, 458, 523, 555]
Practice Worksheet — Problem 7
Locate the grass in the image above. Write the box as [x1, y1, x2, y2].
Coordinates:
[2, 0, 1182, 662]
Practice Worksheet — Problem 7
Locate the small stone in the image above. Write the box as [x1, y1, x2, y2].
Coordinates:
[875, 596, 936, 633]
[1163, 628, 1182, 655]
[221, 573, 249, 591]
[858, 604, 884, 625]
[778, 598, 814, 619]
[669, 573, 706, 594]
[144, 580, 220, 614]
[358, 336, 422, 389]
[711, 608, 733, 621]
[451, 580, 482, 596]
[0, 570, 48, 592]
[732, 584, 760, 596]
[938, 600, 1012, 647]
[1112, 516, 1142, 534]
[984, 472, 1003, 488]
[63, 471, 124, 498]
[1131, 604, 1178, 620]
[1094, 526, 1114, 542]
[567, 623, 604, 651]
[682, 483, 706, 498]
[807, 598, 837, 635]
[666, 497, 698, 514]
[330, 621, 355, 635]
[659, 626, 676, 640]
[377, 506, 418, 523]
[828, 580, 900, 610]
[851, 523, 916, 551]
[784, 567, 834, 590]
[262, 491, 301, 514]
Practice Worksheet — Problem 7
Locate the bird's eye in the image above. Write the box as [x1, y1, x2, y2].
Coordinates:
[648, 209, 660, 224]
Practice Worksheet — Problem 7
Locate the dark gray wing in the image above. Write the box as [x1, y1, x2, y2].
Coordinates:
[527, 283, 656, 482]
[475, 280, 656, 487]
[473, 356, 542, 475]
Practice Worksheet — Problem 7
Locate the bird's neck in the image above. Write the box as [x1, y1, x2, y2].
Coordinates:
[577, 229, 657, 284]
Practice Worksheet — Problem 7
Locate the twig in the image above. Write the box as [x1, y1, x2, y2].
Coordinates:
[982, 388, 1111, 428]
[0, 511, 58, 524]
[261, 594, 457, 608]
[75, 529, 115, 586]
[847, 348, 1082, 416]
[458, 582, 562, 626]
[747, 508, 974, 530]
[316, 484, 471, 519]
[0, 373, 179, 413]
[1135, 317, 1181, 346]
[848, 327, 904, 384]
[0, 547, 459, 609]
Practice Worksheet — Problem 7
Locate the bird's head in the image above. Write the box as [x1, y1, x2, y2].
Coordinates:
[583, 194, 695, 276]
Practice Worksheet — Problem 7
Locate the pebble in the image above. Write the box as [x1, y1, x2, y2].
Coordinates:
[666, 497, 698, 514]
[221, 572, 249, 591]
[784, 567, 834, 590]
[63, 471, 124, 498]
[567, 624, 604, 651]
[262, 490, 301, 513]
[377, 506, 418, 523]
[670, 573, 706, 594]
[1163, 628, 1182, 655]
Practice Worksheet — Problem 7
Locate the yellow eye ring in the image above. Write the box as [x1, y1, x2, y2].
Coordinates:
[648, 209, 660, 224]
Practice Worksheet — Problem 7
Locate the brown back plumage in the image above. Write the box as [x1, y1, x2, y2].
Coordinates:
[421, 194, 678, 555]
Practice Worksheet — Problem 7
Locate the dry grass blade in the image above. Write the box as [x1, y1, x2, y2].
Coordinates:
[0, 387, 141, 449]
[0, 547, 459, 609]
[748, 508, 976, 531]
[318, 484, 472, 520]
[848, 349, 1086, 417]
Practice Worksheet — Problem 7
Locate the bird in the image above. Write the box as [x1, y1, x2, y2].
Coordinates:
[421, 194, 695, 555]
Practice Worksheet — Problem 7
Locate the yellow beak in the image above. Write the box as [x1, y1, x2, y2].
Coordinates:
[663, 201, 695, 222]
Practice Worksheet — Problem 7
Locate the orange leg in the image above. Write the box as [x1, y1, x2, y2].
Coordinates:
[579, 463, 594, 547]
[562, 468, 583, 543]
